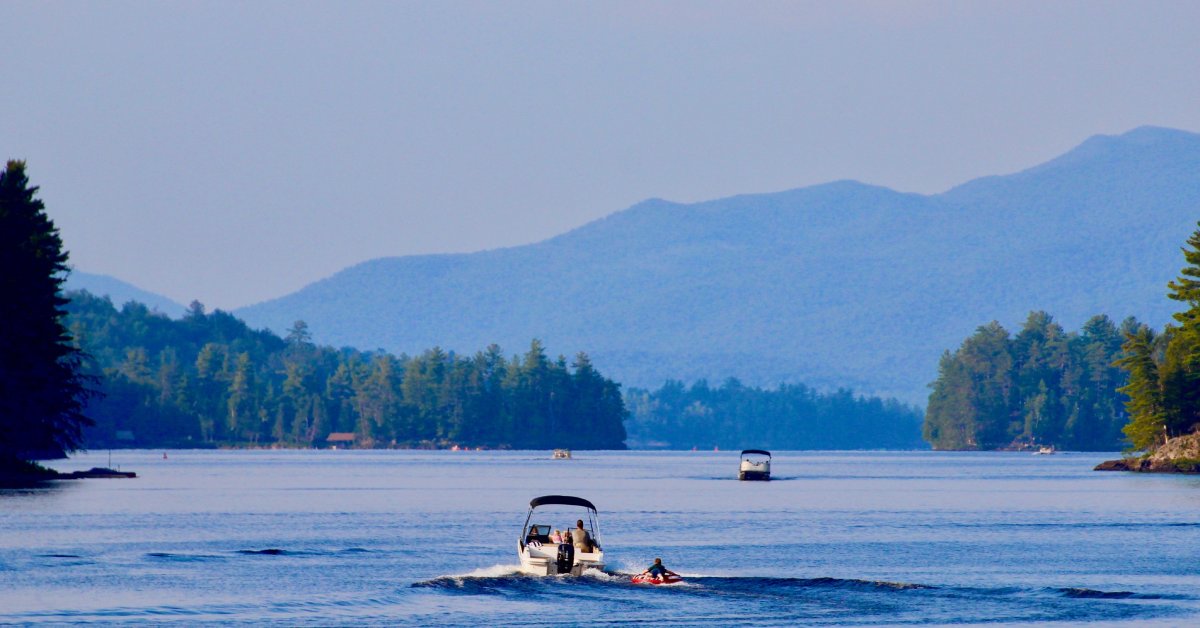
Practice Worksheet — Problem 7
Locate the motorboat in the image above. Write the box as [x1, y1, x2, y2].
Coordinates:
[552, 449, 572, 460]
[518, 495, 604, 576]
[739, 449, 771, 481]
[1034, 445, 1056, 455]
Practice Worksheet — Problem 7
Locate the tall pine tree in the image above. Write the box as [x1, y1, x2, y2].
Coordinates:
[1160, 221, 1200, 436]
[1116, 324, 1165, 451]
[0, 161, 93, 464]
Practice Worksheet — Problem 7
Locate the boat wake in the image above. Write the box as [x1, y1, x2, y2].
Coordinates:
[410, 569, 1191, 623]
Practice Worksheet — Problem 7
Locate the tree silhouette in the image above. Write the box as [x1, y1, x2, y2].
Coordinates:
[0, 161, 93, 464]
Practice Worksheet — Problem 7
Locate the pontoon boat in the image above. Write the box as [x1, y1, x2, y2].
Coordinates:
[739, 449, 771, 481]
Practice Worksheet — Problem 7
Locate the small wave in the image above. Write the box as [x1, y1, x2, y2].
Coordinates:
[236, 548, 291, 556]
[446, 563, 527, 579]
[695, 576, 936, 593]
[690, 476, 806, 481]
[235, 547, 372, 557]
[146, 552, 222, 562]
[37, 553, 82, 558]
[1056, 587, 1164, 600]
[580, 567, 629, 583]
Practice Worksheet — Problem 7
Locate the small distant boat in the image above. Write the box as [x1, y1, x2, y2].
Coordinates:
[552, 449, 572, 460]
[518, 495, 604, 576]
[1034, 446, 1056, 455]
[632, 573, 684, 585]
[739, 449, 771, 481]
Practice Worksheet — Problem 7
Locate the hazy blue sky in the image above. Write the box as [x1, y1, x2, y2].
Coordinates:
[4, 1, 1198, 309]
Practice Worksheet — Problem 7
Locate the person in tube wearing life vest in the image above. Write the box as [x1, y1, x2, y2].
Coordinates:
[640, 558, 679, 582]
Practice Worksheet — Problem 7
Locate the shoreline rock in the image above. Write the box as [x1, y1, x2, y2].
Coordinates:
[1095, 433, 1200, 474]
[0, 462, 136, 487]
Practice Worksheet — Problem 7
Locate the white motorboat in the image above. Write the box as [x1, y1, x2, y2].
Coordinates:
[518, 495, 604, 576]
[552, 449, 572, 460]
[739, 449, 771, 481]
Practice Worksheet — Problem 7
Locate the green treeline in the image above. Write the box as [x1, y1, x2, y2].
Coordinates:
[923, 313, 1134, 451]
[65, 291, 627, 450]
[625, 379, 925, 449]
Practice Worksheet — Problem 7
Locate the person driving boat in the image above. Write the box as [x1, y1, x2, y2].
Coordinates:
[571, 519, 594, 552]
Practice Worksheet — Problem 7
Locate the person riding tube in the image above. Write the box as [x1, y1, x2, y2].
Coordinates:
[641, 558, 679, 582]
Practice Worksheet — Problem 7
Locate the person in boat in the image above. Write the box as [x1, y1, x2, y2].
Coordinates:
[550, 529, 563, 543]
[570, 519, 593, 552]
[526, 526, 541, 544]
[641, 558, 679, 581]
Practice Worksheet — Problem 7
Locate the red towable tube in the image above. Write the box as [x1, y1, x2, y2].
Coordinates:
[631, 573, 684, 585]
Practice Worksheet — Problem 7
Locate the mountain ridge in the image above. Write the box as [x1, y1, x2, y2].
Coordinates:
[64, 271, 185, 316]
[235, 126, 1200, 403]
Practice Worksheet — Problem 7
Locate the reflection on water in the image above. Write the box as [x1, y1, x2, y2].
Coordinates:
[1, 449, 1198, 625]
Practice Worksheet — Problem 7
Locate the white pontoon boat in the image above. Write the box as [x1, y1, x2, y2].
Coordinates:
[518, 495, 604, 576]
[739, 449, 771, 481]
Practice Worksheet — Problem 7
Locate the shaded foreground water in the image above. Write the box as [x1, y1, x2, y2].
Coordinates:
[2, 450, 1199, 625]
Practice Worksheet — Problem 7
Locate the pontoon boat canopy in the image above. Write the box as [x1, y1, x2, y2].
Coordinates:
[529, 495, 597, 510]
[741, 449, 771, 457]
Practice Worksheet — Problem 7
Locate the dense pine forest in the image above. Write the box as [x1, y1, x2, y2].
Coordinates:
[65, 291, 627, 450]
[923, 313, 1136, 451]
[625, 380, 925, 449]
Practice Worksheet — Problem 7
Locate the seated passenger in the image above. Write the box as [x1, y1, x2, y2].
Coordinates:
[570, 519, 593, 552]
[550, 530, 563, 544]
[526, 526, 541, 544]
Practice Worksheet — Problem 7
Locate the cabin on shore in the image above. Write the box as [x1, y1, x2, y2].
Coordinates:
[325, 432, 356, 449]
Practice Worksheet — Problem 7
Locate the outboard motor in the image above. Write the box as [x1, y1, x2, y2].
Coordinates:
[555, 543, 575, 574]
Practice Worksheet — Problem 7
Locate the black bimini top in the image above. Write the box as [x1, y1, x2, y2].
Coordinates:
[529, 495, 597, 511]
[741, 449, 771, 457]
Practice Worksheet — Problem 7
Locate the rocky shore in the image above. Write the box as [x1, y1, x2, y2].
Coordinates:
[0, 459, 136, 487]
[1095, 433, 1200, 473]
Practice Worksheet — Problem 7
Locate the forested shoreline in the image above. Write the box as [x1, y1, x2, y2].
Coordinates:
[626, 379, 925, 449]
[66, 291, 627, 450]
[64, 290, 933, 452]
[923, 312, 1134, 451]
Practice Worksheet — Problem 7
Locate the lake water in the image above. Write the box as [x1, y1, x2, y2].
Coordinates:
[2, 449, 1199, 626]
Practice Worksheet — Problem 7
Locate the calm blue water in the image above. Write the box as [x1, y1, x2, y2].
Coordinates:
[2, 450, 1199, 626]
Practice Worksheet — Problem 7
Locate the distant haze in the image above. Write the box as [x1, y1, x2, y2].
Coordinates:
[3, 2, 1199, 309]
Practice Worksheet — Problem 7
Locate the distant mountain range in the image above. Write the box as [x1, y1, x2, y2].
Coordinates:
[89, 126, 1200, 404]
[64, 271, 185, 316]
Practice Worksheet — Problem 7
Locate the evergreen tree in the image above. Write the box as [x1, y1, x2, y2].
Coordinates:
[0, 161, 93, 463]
[1160, 221, 1200, 436]
[1116, 324, 1165, 451]
[1166, 222, 1200, 329]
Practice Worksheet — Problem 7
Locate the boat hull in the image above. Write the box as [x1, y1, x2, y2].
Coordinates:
[518, 542, 604, 576]
[738, 470, 770, 481]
